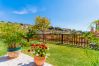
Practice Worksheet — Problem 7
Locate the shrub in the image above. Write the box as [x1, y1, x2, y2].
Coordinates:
[0, 23, 24, 48]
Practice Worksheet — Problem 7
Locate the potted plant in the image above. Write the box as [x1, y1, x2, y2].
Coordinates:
[0, 23, 24, 59]
[28, 43, 49, 66]
[6, 33, 22, 59]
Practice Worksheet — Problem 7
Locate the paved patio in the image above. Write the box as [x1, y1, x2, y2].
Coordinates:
[0, 53, 52, 66]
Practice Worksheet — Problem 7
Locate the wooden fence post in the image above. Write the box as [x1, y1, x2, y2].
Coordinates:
[61, 34, 64, 44]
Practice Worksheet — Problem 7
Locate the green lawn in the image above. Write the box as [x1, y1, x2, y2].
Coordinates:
[0, 40, 7, 56]
[1, 41, 99, 66]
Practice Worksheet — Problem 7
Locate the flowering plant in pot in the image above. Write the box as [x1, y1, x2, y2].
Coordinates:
[0, 23, 24, 59]
[28, 43, 49, 66]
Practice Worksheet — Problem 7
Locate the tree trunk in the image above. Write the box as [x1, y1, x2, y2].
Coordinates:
[27, 38, 30, 42]
[42, 30, 45, 43]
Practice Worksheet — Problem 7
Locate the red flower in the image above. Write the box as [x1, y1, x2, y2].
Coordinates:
[31, 44, 35, 46]
[40, 44, 45, 48]
[35, 44, 40, 47]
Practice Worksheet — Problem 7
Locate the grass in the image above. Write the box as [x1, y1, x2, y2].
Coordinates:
[1, 41, 99, 66]
[46, 44, 99, 66]
[0, 40, 7, 56]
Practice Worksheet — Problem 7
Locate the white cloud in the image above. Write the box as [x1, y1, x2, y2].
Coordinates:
[13, 9, 28, 15]
[13, 6, 38, 15]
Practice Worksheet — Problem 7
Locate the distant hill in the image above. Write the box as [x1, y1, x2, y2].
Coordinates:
[0, 21, 83, 34]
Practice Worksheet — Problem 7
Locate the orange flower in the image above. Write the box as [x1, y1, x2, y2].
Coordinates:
[45, 46, 47, 49]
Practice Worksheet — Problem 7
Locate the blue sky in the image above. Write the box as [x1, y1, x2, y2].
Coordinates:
[0, 0, 99, 31]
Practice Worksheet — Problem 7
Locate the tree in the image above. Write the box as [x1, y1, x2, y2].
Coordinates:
[49, 26, 54, 30]
[71, 29, 77, 34]
[34, 16, 50, 43]
[54, 27, 63, 31]
[0, 22, 24, 48]
[35, 16, 50, 31]
[23, 27, 37, 42]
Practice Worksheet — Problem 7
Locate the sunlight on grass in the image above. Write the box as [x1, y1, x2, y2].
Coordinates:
[46, 44, 99, 66]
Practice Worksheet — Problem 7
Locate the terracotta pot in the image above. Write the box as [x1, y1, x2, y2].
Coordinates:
[34, 56, 46, 66]
[7, 47, 21, 59]
[7, 50, 21, 59]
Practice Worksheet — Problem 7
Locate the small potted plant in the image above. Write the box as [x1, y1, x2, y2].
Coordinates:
[28, 43, 49, 66]
[6, 33, 22, 59]
[0, 23, 24, 59]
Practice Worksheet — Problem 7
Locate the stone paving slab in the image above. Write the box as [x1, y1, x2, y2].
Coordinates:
[0, 53, 52, 66]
